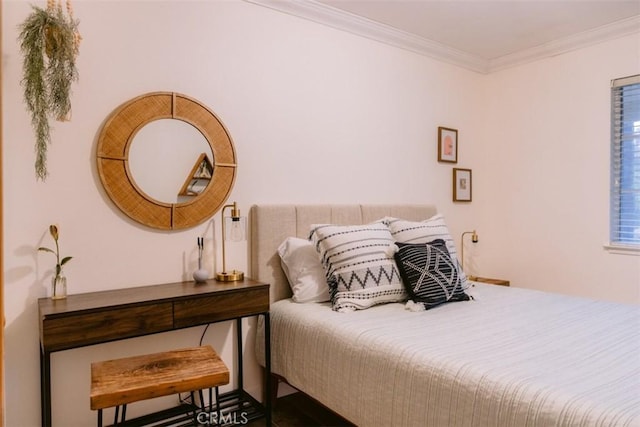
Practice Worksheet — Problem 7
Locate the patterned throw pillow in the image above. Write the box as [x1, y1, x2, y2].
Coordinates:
[394, 240, 470, 310]
[388, 214, 468, 286]
[310, 223, 407, 312]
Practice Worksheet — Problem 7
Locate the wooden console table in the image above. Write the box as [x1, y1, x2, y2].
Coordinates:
[38, 278, 270, 427]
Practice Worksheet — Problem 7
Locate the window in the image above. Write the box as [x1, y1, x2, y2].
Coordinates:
[610, 75, 640, 248]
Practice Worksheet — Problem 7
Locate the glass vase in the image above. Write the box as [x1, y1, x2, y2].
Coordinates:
[51, 273, 67, 300]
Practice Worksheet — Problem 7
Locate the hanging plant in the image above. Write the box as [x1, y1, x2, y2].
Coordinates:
[18, 0, 81, 180]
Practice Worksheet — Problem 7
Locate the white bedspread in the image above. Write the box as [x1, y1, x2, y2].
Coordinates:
[258, 283, 640, 427]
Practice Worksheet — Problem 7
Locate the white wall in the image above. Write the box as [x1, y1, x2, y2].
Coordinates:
[3, 1, 639, 425]
[2, 1, 483, 426]
[472, 33, 640, 301]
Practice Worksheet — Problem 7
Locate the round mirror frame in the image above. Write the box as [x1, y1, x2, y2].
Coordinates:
[97, 92, 237, 230]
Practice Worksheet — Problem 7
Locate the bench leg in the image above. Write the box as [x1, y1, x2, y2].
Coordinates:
[195, 387, 220, 425]
[112, 404, 127, 425]
[97, 409, 102, 427]
[215, 387, 221, 426]
[199, 389, 205, 411]
[189, 391, 197, 421]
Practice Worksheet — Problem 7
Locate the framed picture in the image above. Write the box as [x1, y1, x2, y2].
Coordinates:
[438, 127, 458, 163]
[453, 168, 472, 202]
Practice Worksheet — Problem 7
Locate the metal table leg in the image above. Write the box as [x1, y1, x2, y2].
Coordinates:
[40, 347, 52, 427]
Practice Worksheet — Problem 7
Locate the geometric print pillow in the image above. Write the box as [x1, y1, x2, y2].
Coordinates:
[310, 223, 407, 312]
[388, 214, 468, 288]
[394, 240, 470, 310]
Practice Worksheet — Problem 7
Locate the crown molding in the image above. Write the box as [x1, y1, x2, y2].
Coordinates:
[244, 0, 488, 73]
[244, 0, 639, 74]
[488, 15, 640, 72]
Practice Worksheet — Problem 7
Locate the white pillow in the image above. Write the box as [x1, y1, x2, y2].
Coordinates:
[278, 237, 330, 303]
[309, 223, 407, 312]
[387, 214, 468, 285]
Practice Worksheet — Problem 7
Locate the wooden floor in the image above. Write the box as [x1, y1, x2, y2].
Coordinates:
[247, 392, 354, 427]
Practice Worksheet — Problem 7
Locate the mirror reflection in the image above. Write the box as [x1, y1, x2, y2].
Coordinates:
[129, 119, 214, 203]
[178, 153, 214, 198]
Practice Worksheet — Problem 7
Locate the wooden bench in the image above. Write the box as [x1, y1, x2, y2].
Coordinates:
[90, 346, 229, 426]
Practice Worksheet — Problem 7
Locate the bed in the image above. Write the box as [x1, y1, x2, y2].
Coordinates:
[250, 204, 640, 427]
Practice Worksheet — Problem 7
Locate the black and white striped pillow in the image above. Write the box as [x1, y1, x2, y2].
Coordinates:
[310, 223, 407, 312]
[394, 240, 470, 310]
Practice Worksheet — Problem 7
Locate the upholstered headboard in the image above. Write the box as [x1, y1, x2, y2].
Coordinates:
[249, 204, 438, 303]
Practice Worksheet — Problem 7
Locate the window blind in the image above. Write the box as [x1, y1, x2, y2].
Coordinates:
[611, 74, 640, 246]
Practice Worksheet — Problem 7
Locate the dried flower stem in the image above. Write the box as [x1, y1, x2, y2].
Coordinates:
[38, 224, 72, 278]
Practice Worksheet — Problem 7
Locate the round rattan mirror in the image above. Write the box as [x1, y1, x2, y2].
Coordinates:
[97, 92, 237, 230]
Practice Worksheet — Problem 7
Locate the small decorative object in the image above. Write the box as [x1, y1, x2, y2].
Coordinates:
[453, 168, 472, 202]
[193, 237, 209, 283]
[18, 0, 81, 180]
[38, 224, 72, 299]
[438, 127, 458, 163]
[215, 202, 246, 282]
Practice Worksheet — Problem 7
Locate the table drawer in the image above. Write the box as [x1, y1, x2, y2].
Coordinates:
[174, 288, 269, 328]
[41, 303, 173, 351]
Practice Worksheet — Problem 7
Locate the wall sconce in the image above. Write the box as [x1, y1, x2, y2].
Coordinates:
[460, 230, 478, 272]
[215, 201, 246, 282]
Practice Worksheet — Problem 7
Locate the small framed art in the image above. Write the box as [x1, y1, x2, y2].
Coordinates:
[438, 127, 458, 163]
[453, 168, 472, 202]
